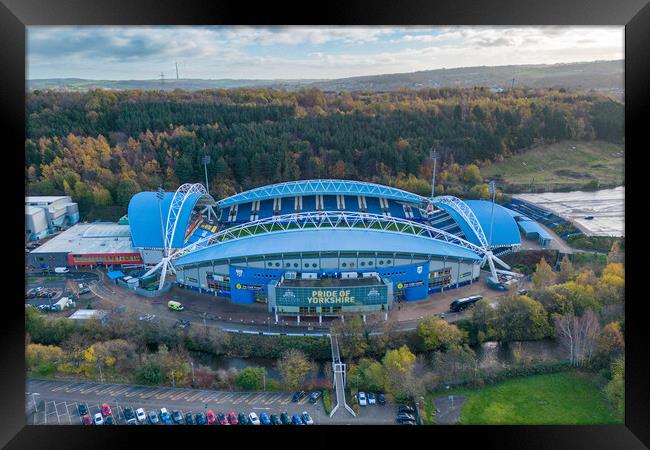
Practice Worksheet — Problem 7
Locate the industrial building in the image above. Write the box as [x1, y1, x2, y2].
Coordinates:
[28, 222, 142, 270]
[127, 180, 532, 321]
[25, 196, 79, 241]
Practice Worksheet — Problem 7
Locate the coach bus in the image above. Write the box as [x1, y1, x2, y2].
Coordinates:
[449, 295, 483, 312]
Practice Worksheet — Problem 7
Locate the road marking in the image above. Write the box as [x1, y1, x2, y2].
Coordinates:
[65, 382, 90, 393]
[52, 383, 73, 392]
[185, 392, 203, 402]
[170, 391, 191, 401]
[263, 394, 283, 404]
[95, 385, 115, 396]
[154, 391, 173, 400]
[138, 389, 159, 399]
[123, 389, 141, 398]
[232, 394, 251, 405]
[109, 386, 131, 396]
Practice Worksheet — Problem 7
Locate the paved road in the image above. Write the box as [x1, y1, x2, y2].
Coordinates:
[26, 379, 396, 425]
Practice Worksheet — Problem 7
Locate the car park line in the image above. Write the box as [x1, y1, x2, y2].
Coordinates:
[185, 392, 203, 402]
[153, 391, 174, 400]
[63, 382, 90, 393]
[108, 386, 131, 396]
[263, 393, 284, 404]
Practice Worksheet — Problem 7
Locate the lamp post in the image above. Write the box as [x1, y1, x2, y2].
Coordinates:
[191, 361, 195, 387]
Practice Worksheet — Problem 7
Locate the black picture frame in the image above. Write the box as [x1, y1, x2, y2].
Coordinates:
[1, 0, 647, 448]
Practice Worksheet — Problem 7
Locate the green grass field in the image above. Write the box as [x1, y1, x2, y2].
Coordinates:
[481, 140, 624, 190]
[437, 371, 619, 425]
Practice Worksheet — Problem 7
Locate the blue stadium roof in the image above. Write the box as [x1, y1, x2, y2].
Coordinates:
[174, 228, 482, 267]
[128, 191, 205, 249]
[433, 200, 521, 248]
[502, 207, 553, 241]
[217, 179, 427, 208]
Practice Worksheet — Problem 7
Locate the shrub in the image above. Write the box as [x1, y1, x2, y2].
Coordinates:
[322, 390, 333, 415]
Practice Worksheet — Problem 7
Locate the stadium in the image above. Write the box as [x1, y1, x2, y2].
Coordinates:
[123, 179, 535, 321]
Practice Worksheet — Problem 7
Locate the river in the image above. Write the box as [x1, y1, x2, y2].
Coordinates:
[514, 187, 624, 237]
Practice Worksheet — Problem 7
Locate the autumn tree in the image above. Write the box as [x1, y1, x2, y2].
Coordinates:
[277, 348, 315, 390]
[382, 345, 417, 399]
[235, 367, 267, 391]
[607, 240, 624, 264]
[532, 257, 556, 289]
[553, 309, 601, 367]
[493, 295, 551, 342]
[595, 321, 625, 364]
[604, 356, 624, 420]
[417, 315, 466, 351]
[557, 255, 575, 283]
[331, 316, 368, 360]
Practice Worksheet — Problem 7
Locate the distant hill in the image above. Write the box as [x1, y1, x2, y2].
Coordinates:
[29, 59, 623, 97]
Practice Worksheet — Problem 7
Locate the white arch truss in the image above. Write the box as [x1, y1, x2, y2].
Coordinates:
[164, 183, 208, 251]
[432, 195, 489, 249]
[171, 211, 486, 262]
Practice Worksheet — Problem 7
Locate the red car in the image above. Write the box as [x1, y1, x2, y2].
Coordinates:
[81, 414, 93, 425]
[227, 412, 238, 425]
[206, 410, 216, 425]
[100, 403, 112, 417]
[217, 413, 229, 425]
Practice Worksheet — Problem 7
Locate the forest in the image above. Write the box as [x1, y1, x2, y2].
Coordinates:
[24, 87, 624, 219]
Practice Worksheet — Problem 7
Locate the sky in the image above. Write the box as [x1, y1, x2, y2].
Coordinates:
[27, 26, 624, 80]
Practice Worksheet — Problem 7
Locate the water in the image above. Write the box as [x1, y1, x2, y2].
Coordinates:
[189, 352, 328, 380]
[515, 187, 624, 237]
[472, 339, 566, 370]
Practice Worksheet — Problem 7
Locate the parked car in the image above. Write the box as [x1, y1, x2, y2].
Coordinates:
[301, 411, 314, 425]
[397, 412, 416, 422]
[358, 391, 367, 406]
[171, 410, 183, 424]
[259, 412, 271, 425]
[227, 411, 239, 425]
[368, 393, 376, 405]
[148, 410, 159, 425]
[79, 288, 91, 295]
[104, 415, 114, 425]
[81, 414, 93, 425]
[124, 407, 137, 425]
[377, 393, 386, 405]
[291, 414, 303, 425]
[248, 412, 260, 425]
[136, 408, 146, 423]
[292, 390, 306, 402]
[396, 418, 417, 425]
[308, 391, 322, 403]
[100, 403, 112, 416]
[195, 412, 207, 425]
[206, 410, 216, 425]
[159, 408, 172, 425]
[93, 412, 104, 425]
[238, 413, 249, 425]
[78, 404, 88, 416]
[518, 289, 528, 295]
[184, 412, 194, 425]
[280, 412, 291, 425]
[270, 414, 281, 425]
[217, 413, 229, 425]
[398, 405, 415, 414]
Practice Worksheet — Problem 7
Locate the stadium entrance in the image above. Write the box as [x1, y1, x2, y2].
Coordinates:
[268, 273, 393, 323]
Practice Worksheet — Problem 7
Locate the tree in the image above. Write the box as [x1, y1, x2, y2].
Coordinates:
[382, 345, 417, 398]
[26, 343, 64, 375]
[553, 309, 601, 367]
[115, 177, 141, 207]
[430, 344, 477, 382]
[331, 316, 368, 359]
[596, 322, 625, 363]
[607, 240, 624, 264]
[604, 356, 624, 419]
[417, 315, 465, 351]
[461, 164, 482, 184]
[532, 257, 556, 289]
[277, 349, 314, 390]
[493, 295, 551, 342]
[557, 255, 575, 283]
[235, 367, 267, 391]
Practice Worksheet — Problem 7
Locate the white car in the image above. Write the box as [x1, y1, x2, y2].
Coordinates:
[136, 408, 146, 423]
[301, 411, 314, 425]
[358, 391, 367, 406]
[94, 412, 104, 425]
[248, 412, 260, 425]
[367, 393, 376, 405]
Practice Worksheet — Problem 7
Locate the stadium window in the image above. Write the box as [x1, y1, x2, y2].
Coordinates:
[294, 263, 298, 268]
[378, 260, 384, 265]
[360, 262, 366, 267]
[350, 263, 355, 267]
[275, 262, 280, 267]
[386, 260, 392, 264]
[305, 263, 310, 268]
[286, 263, 291, 267]
[341, 263, 347, 267]
[312, 263, 317, 268]
[368, 261, 373, 266]
[267, 262, 272, 266]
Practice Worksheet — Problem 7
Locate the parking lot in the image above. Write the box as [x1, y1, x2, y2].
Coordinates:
[27, 379, 398, 425]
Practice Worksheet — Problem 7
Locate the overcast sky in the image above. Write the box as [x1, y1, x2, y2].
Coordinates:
[27, 26, 624, 80]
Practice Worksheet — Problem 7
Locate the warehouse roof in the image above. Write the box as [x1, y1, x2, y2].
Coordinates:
[30, 223, 138, 255]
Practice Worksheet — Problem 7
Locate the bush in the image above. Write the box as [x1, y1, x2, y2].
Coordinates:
[322, 390, 333, 415]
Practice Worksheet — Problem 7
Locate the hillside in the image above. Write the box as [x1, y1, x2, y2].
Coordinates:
[28, 60, 623, 97]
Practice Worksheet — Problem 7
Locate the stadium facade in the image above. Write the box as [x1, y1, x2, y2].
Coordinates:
[127, 179, 526, 320]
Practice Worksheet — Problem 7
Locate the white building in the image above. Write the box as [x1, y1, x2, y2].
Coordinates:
[25, 196, 80, 240]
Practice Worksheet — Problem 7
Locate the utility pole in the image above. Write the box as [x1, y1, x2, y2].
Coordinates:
[175, 62, 179, 80]
[190, 361, 195, 387]
[160, 72, 165, 90]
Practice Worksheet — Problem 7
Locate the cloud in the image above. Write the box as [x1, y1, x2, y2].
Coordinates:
[27, 26, 623, 80]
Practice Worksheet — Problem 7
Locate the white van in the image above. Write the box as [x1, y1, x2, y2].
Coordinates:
[54, 267, 70, 274]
